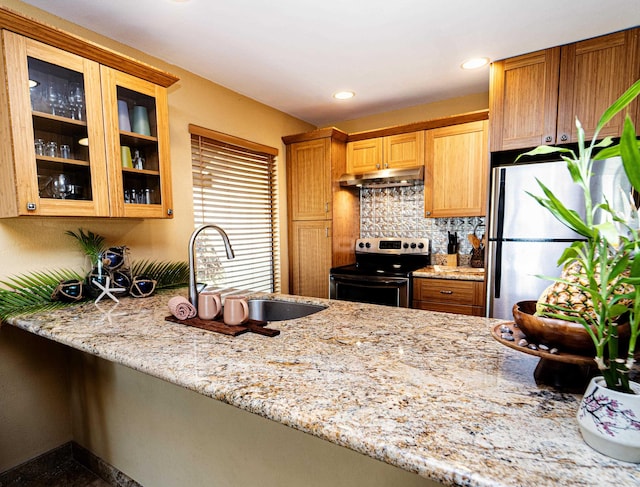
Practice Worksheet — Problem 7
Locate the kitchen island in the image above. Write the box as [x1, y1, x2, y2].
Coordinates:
[5, 290, 640, 486]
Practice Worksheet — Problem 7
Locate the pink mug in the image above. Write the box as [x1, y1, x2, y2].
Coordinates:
[197, 291, 222, 320]
[223, 295, 249, 325]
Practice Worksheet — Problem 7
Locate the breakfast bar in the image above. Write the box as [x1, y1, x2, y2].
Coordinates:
[5, 290, 640, 487]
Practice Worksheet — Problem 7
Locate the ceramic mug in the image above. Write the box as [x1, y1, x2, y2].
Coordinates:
[117, 100, 131, 132]
[198, 291, 222, 320]
[121, 146, 133, 168]
[223, 295, 249, 325]
[131, 105, 151, 136]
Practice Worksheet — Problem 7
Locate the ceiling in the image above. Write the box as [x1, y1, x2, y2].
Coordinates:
[21, 0, 640, 126]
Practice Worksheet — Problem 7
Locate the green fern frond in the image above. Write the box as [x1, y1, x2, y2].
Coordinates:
[0, 268, 85, 321]
[0, 260, 189, 322]
[130, 260, 190, 289]
[65, 228, 106, 265]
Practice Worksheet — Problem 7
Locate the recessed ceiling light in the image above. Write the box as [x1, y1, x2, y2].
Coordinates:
[461, 57, 490, 70]
[333, 91, 355, 100]
[78, 137, 89, 146]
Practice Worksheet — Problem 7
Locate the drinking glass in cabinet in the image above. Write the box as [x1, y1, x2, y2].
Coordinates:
[51, 174, 70, 199]
[34, 138, 45, 156]
[60, 144, 71, 159]
[67, 82, 85, 121]
[45, 141, 58, 158]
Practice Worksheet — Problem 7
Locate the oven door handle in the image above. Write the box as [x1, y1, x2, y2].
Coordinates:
[331, 275, 407, 286]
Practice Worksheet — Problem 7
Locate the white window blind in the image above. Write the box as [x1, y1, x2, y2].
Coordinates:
[190, 125, 280, 293]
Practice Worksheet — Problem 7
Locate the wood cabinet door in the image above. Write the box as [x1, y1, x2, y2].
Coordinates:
[425, 120, 488, 217]
[346, 138, 382, 173]
[0, 31, 109, 217]
[489, 48, 560, 151]
[101, 66, 173, 218]
[289, 220, 332, 298]
[288, 139, 331, 220]
[557, 28, 640, 143]
[384, 131, 425, 169]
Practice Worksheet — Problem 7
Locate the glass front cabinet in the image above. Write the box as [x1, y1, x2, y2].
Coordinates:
[0, 30, 174, 218]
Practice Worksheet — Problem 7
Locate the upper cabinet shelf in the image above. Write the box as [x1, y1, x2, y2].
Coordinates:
[0, 9, 177, 218]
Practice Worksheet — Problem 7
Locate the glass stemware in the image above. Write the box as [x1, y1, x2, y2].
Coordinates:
[51, 174, 71, 199]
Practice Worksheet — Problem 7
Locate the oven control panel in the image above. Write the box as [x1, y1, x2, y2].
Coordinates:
[355, 237, 430, 255]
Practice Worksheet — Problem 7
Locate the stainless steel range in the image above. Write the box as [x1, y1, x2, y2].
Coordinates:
[329, 237, 430, 307]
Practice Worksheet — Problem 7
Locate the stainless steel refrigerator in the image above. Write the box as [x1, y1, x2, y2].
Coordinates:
[486, 157, 631, 320]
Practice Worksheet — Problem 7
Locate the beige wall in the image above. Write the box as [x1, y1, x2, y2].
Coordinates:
[0, 326, 72, 472]
[70, 350, 439, 487]
[328, 92, 489, 133]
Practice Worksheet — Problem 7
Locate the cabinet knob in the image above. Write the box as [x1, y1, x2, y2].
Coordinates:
[167, 208, 173, 216]
[560, 134, 568, 142]
[376, 163, 381, 169]
[26, 202, 37, 211]
[425, 211, 431, 216]
[384, 163, 388, 169]
[545, 136, 552, 143]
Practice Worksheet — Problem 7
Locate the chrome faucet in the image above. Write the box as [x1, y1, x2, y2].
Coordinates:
[188, 224, 235, 307]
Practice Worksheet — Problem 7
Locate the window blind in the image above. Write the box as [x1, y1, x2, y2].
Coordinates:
[190, 128, 280, 293]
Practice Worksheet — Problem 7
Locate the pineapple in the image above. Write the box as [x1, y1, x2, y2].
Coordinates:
[536, 260, 632, 322]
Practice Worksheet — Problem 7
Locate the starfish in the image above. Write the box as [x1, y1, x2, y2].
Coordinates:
[92, 276, 127, 304]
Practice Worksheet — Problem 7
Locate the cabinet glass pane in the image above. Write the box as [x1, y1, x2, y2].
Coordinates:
[28, 57, 92, 201]
[116, 86, 161, 205]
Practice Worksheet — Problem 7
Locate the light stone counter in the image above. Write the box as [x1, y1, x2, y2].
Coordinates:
[6, 290, 640, 487]
[413, 266, 485, 281]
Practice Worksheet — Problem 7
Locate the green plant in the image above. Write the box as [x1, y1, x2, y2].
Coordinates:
[517, 79, 640, 393]
[65, 228, 106, 267]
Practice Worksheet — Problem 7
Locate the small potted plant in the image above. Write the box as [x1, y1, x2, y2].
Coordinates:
[517, 79, 640, 462]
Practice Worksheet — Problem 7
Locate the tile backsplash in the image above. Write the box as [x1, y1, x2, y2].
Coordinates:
[359, 185, 485, 261]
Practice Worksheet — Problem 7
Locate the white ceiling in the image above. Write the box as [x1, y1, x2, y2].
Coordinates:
[21, 0, 640, 126]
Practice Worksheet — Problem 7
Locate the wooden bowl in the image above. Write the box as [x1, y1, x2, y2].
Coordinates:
[512, 301, 630, 354]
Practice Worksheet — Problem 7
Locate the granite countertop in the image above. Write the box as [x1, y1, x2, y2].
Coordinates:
[6, 290, 640, 487]
[413, 265, 485, 281]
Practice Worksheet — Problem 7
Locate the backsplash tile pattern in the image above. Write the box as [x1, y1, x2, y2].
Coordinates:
[359, 185, 485, 261]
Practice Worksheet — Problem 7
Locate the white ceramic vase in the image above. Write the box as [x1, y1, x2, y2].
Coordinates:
[577, 376, 640, 463]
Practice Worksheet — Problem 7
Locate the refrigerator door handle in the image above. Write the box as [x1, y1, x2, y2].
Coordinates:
[494, 168, 506, 299]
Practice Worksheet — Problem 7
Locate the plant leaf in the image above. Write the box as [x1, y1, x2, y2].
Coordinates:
[619, 115, 640, 194]
[595, 78, 640, 135]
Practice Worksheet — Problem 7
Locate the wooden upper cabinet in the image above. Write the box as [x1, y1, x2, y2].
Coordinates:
[287, 138, 332, 221]
[0, 31, 110, 217]
[346, 131, 424, 173]
[490, 27, 640, 152]
[346, 138, 382, 173]
[101, 67, 173, 219]
[425, 120, 488, 218]
[557, 29, 640, 143]
[0, 21, 176, 218]
[384, 132, 425, 169]
[489, 48, 560, 151]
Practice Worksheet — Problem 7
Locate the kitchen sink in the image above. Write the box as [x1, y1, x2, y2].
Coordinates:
[247, 299, 326, 322]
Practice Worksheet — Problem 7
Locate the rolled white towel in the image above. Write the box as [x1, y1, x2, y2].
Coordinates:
[168, 296, 197, 320]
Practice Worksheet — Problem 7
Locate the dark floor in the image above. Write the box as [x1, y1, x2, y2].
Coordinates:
[0, 443, 134, 487]
[0, 457, 111, 487]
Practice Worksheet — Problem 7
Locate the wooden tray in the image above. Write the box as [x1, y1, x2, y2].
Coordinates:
[492, 322, 594, 365]
[165, 315, 280, 337]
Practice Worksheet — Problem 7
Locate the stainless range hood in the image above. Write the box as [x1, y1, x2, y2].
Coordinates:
[338, 166, 424, 188]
